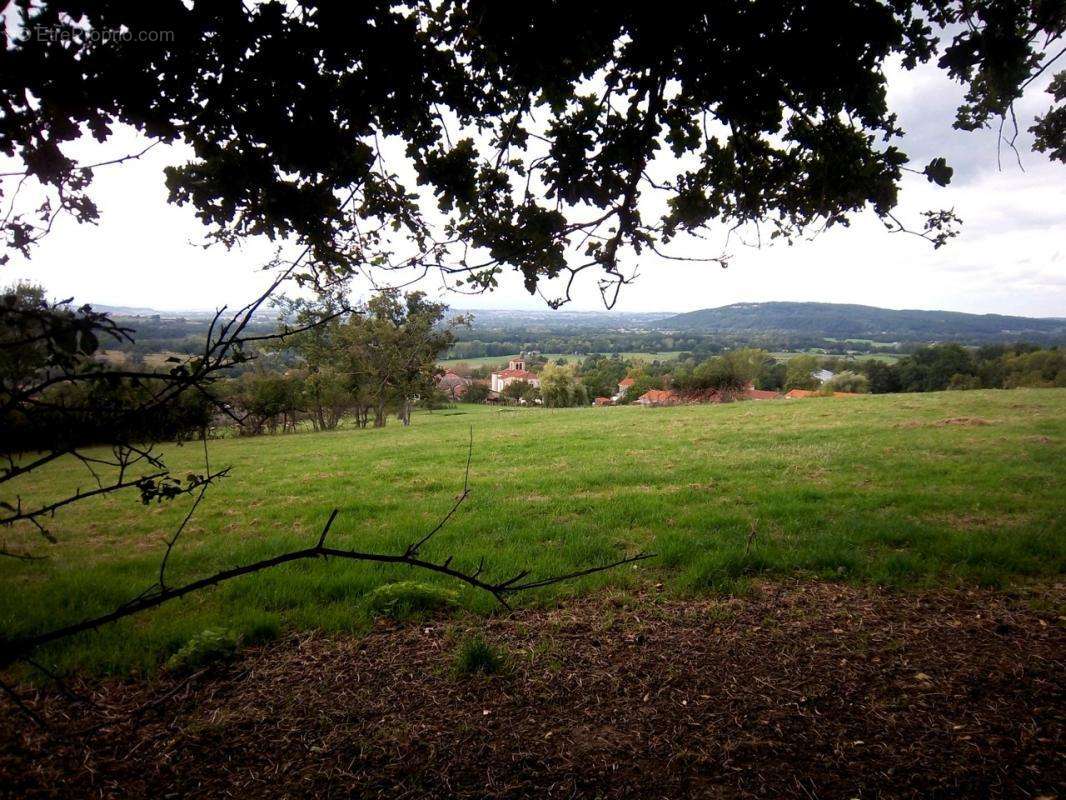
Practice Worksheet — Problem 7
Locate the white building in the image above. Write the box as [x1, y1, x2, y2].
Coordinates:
[813, 369, 835, 384]
[490, 358, 541, 393]
[611, 376, 634, 403]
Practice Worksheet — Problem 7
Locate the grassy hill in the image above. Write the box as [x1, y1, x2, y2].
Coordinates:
[3, 389, 1064, 675]
[664, 301, 1066, 343]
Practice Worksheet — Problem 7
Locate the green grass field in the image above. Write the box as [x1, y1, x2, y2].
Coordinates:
[441, 350, 900, 368]
[769, 350, 903, 363]
[3, 389, 1064, 676]
[438, 351, 681, 368]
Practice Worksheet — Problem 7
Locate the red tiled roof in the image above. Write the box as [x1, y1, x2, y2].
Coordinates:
[618, 377, 635, 388]
[495, 368, 538, 380]
[637, 389, 678, 404]
[785, 389, 816, 398]
[593, 397, 613, 406]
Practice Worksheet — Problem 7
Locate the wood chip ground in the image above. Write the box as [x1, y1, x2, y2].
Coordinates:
[2, 582, 1063, 799]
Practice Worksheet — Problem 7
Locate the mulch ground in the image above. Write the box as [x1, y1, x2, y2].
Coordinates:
[2, 582, 1063, 799]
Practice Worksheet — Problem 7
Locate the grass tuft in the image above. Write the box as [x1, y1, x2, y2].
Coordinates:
[452, 634, 507, 676]
[165, 627, 240, 674]
[363, 581, 459, 620]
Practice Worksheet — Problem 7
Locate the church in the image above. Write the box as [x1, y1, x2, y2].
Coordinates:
[490, 358, 541, 393]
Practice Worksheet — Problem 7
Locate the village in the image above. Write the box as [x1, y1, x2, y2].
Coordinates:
[436, 353, 861, 407]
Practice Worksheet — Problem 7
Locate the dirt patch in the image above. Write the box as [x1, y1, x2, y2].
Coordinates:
[1, 583, 1063, 799]
[931, 511, 1033, 531]
[937, 417, 993, 426]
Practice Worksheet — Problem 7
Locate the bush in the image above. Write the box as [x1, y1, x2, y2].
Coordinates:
[452, 634, 507, 676]
[824, 370, 869, 393]
[461, 382, 491, 404]
[165, 627, 240, 674]
[363, 581, 459, 620]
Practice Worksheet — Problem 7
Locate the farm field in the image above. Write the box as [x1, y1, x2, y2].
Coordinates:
[438, 351, 682, 368]
[769, 349, 904, 363]
[2, 389, 1064, 676]
[96, 349, 191, 368]
[441, 350, 901, 369]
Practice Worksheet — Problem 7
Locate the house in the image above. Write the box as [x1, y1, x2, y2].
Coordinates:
[813, 369, 835, 383]
[436, 371, 470, 400]
[635, 388, 680, 406]
[490, 358, 540, 393]
[593, 396, 613, 406]
[611, 376, 635, 403]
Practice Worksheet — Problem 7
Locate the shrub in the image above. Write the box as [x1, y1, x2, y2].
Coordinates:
[363, 581, 459, 620]
[452, 634, 507, 676]
[461, 382, 491, 404]
[824, 370, 869, 393]
[165, 627, 240, 674]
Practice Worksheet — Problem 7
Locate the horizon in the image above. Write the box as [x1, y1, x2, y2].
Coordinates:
[80, 297, 1066, 321]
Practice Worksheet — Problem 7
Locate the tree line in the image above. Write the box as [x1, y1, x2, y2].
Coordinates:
[2, 283, 466, 445]
[618, 344, 1066, 398]
[223, 290, 465, 434]
[451, 344, 1066, 408]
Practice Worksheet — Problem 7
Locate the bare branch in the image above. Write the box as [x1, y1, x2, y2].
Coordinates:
[0, 438, 653, 672]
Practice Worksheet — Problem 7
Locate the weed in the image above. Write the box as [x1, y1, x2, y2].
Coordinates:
[165, 627, 240, 674]
[364, 581, 458, 620]
[452, 634, 507, 676]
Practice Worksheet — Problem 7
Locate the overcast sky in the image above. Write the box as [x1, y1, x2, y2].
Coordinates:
[2, 55, 1064, 318]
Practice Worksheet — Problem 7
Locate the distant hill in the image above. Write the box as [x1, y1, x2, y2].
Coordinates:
[459, 308, 672, 330]
[661, 302, 1066, 344]
[93, 304, 221, 320]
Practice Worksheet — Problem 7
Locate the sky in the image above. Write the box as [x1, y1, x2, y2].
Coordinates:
[2, 52, 1064, 318]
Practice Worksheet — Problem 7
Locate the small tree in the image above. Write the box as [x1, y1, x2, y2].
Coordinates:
[276, 291, 353, 431]
[863, 360, 902, 394]
[539, 363, 580, 407]
[501, 379, 536, 405]
[461, 383, 491, 404]
[228, 371, 302, 435]
[756, 360, 788, 391]
[341, 291, 467, 427]
[785, 355, 821, 390]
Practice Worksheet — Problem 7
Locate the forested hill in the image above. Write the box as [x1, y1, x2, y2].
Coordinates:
[662, 302, 1066, 344]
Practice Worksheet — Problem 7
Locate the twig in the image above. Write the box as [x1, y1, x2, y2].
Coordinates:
[0, 436, 654, 672]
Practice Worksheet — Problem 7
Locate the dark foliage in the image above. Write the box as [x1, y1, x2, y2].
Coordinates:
[2, 2, 1062, 305]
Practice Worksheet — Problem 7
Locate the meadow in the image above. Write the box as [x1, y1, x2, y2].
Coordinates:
[438, 351, 682, 368]
[768, 350, 904, 363]
[440, 350, 902, 369]
[2, 389, 1063, 675]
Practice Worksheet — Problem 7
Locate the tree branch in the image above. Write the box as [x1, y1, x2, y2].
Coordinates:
[0, 437, 653, 672]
